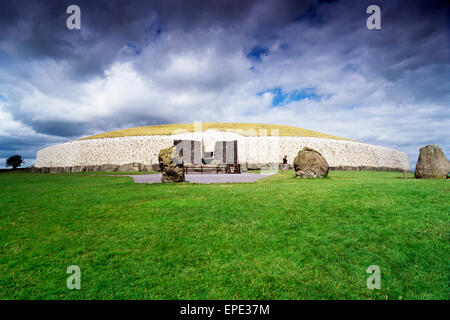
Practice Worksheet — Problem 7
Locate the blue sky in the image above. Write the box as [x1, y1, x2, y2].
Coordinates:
[0, 0, 448, 169]
[258, 88, 321, 107]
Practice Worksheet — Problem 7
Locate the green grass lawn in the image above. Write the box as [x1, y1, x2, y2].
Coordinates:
[0, 171, 448, 299]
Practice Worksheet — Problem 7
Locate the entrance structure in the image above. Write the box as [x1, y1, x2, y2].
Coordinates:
[174, 139, 240, 174]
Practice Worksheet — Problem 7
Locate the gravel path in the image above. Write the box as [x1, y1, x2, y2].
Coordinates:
[127, 173, 274, 184]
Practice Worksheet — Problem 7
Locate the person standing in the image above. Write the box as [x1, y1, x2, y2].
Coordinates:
[282, 155, 288, 172]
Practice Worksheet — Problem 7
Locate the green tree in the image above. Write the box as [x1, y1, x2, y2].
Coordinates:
[6, 155, 24, 170]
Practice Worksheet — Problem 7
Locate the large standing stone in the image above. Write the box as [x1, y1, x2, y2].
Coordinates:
[414, 145, 449, 179]
[293, 147, 329, 178]
[158, 146, 185, 183]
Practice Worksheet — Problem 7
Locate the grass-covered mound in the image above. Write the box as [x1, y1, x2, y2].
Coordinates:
[81, 122, 351, 141]
[0, 171, 447, 299]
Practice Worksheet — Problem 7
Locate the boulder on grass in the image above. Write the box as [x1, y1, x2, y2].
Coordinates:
[158, 146, 185, 183]
[415, 145, 449, 179]
[293, 147, 329, 178]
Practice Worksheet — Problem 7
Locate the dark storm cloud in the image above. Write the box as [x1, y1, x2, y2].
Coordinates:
[360, 1, 449, 92]
[0, 0, 314, 79]
[0, 134, 67, 159]
[310, 0, 449, 104]
[17, 109, 173, 139]
[24, 119, 91, 137]
[2, 0, 445, 87]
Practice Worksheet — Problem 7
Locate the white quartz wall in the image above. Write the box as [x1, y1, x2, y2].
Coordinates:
[35, 131, 410, 170]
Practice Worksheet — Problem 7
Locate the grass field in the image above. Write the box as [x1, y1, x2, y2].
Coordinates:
[81, 122, 351, 141]
[0, 171, 448, 299]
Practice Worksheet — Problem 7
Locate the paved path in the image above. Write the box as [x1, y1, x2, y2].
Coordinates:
[127, 173, 274, 184]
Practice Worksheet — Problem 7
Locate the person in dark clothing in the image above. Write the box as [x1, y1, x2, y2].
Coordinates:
[282, 155, 288, 172]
